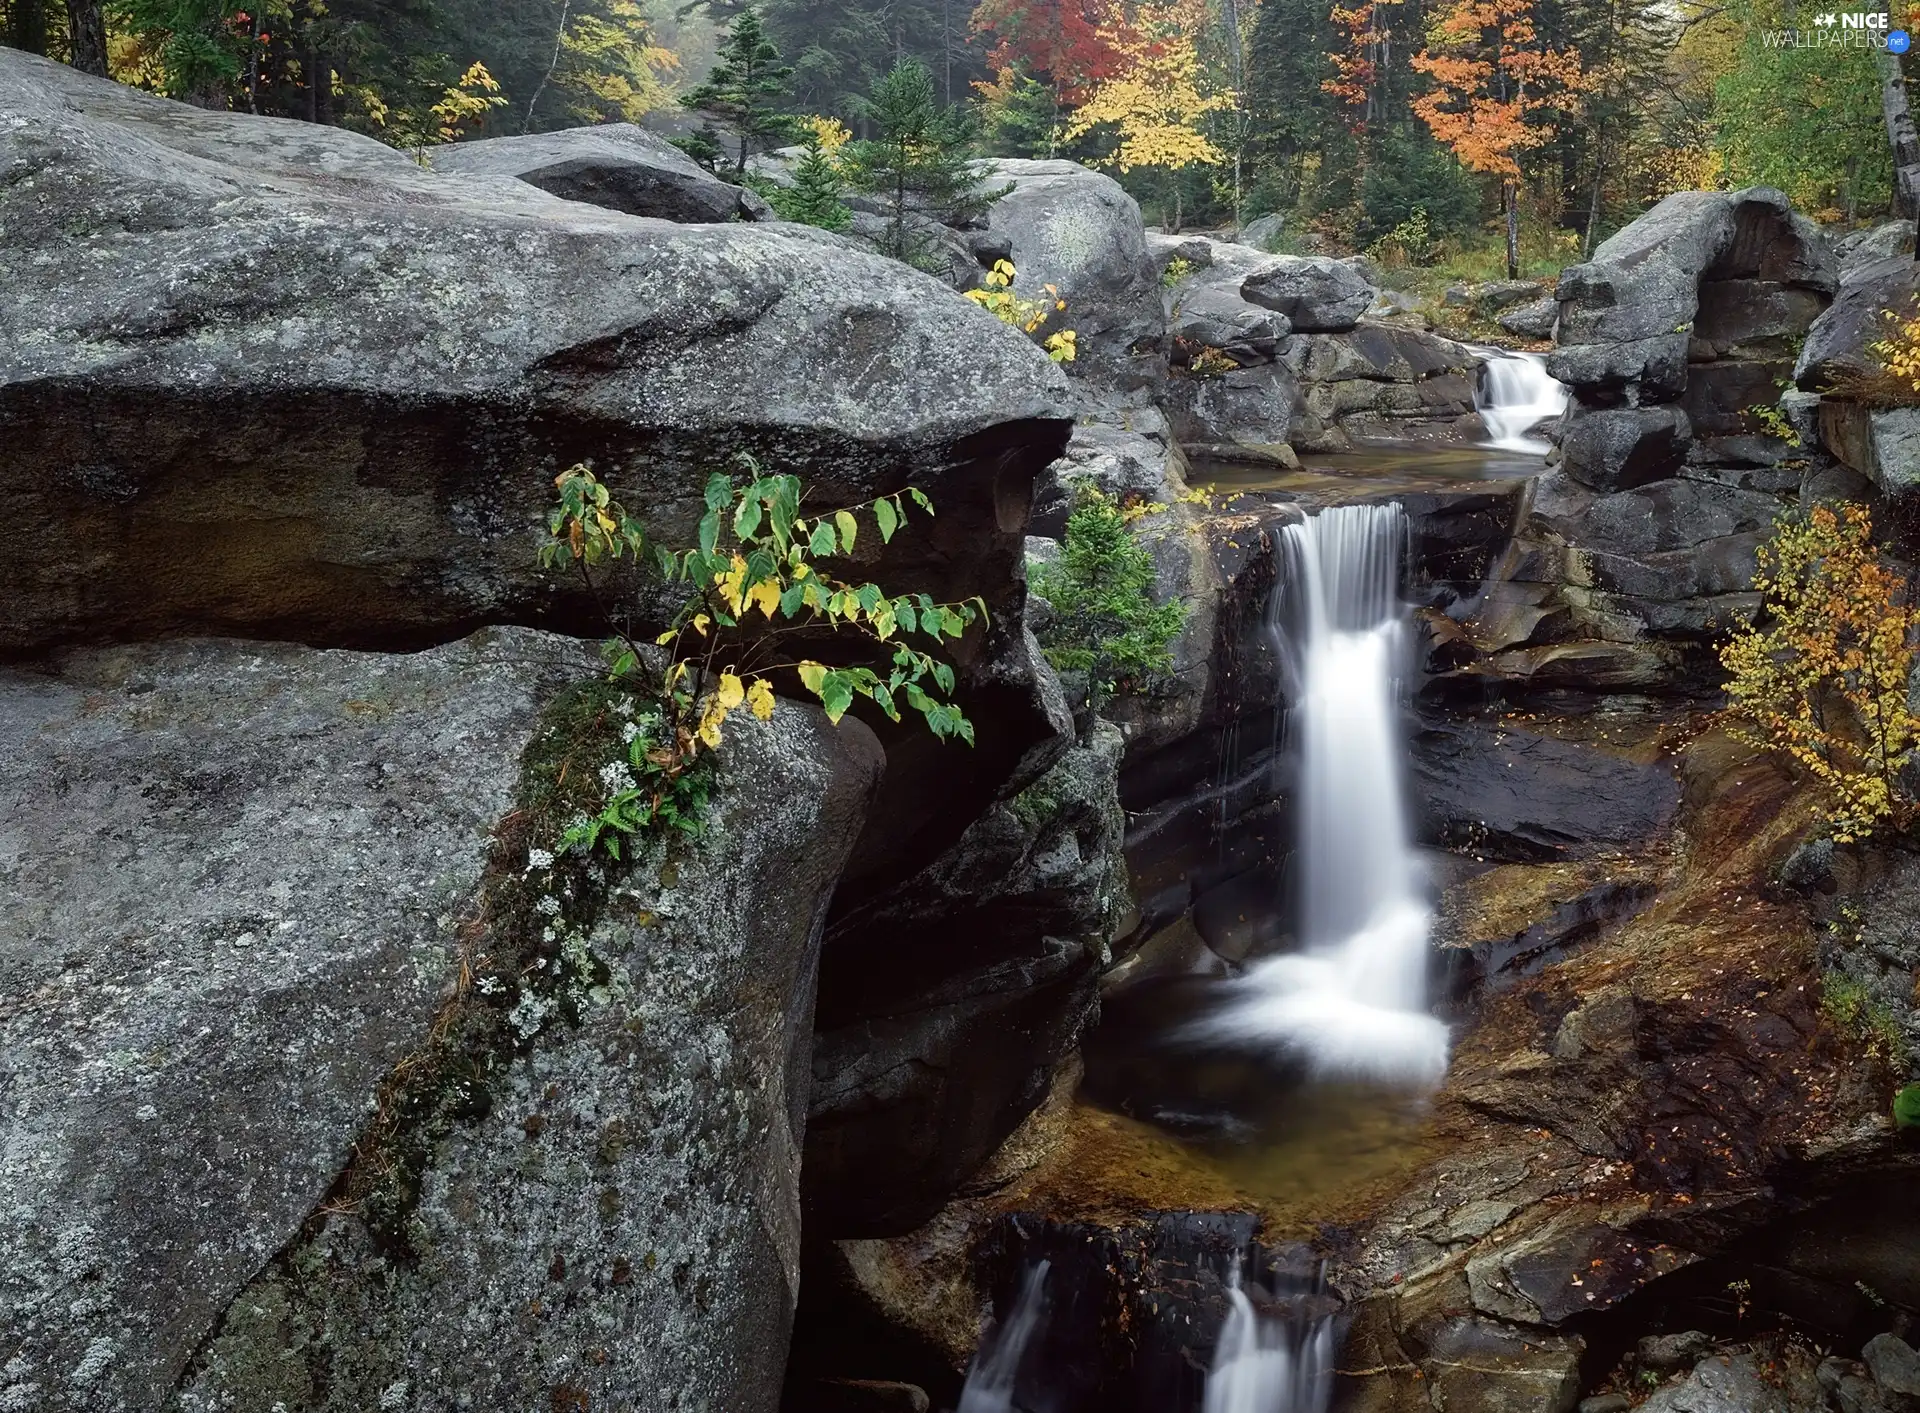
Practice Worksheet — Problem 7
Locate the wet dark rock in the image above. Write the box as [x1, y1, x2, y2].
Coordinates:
[1638, 1352, 1809, 1413]
[1169, 284, 1292, 362]
[806, 722, 1128, 1236]
[429, 122, 760, 223]
[1580, 1395, 1634, 1413]
[804, 1379, 933, 1412]
[1414, 1313, 1582, 1413]
[1560, 405, 1693, 491]
[1410, 717, 1682, 860]
[1834, 220, 1915, 276]
[1822, 1357, 1902, 1413]
[1798, 254, 1920, 391]
[1816, 402, 1920, 506]
[1441, 877, 1658, 1002]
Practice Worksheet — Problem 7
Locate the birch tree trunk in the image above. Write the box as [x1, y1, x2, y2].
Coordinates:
[1878, 44, 1920, 251]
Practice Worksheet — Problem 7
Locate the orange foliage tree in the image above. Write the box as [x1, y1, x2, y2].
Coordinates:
[1720, 503, 1920, 843]
[1324, 0, 1401, 129]
[1410, 0, 1587, 277]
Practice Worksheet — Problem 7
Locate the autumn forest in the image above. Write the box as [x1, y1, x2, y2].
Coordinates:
[1, 0, 1905, 299]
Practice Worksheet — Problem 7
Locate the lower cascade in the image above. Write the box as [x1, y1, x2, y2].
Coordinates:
[1197, 502, 1449, 1088]
[956, 1262, 1051, 1413]
[1203, 1282, 1336, 1413]
[1473, 347, 1567, 454]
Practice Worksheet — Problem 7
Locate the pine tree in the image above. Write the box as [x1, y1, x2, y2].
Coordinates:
[768, 133, 853, 230]
[680, 6, 797, 178]
[671, 123, 728, 173]
[841, 59, 999, 263]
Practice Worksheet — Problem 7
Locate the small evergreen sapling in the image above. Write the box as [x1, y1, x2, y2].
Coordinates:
[768, 133, 852, 231]
[841, 59, 1008, 266]
[679, 6, 797, 179]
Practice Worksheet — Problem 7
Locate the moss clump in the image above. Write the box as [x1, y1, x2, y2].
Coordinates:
[1819, 970, 1908, 1070]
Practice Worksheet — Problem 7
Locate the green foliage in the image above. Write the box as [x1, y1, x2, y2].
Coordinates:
[841, 59, 1003, 264]
[1030, 481, 1188, 709]
[976, 64, 1063, 158]
[1358, 125, 1482, 248]
[108, 0, 244, 99]
[672, 123, 728, 173]
[680, 5, 797, 178]
[1161, 254, 1195, 288]
[540, 460, 981, 857]
[1895, 1085, 1920, 1129]
[1748, 402, 1802, 448]
[1365, 207, 1437, 269]
[1820, 969, 1908, 1069]
[766, 132, 852, 230]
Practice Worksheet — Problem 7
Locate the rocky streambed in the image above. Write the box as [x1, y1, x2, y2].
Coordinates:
[8, 42, 1920, 1413]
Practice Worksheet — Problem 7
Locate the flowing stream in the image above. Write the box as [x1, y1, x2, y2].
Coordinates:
[1202, 1282, 1336, 1413]
[956, 1262, 1051, 1413]
[1194, 503, 1449, 1089]
[1473, 347, 1567, 454]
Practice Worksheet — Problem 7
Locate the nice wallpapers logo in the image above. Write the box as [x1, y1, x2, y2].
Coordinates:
[1764, 8, 1913, 46]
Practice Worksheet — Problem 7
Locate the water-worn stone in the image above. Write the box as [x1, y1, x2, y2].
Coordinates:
[1638, 1330, 1715, 1373]
[160, 638, 884, 1413]
[1816, 403, 1920, 504]
[429, 122, 760, 223]
[1234, 212, 1288, 250]
[1499, 295, 1560, 339]
[1639, 1353, 1800, 1413]
[0, 630, 593, 1411]
[0, 48, 1069, 904]
[1797, 253, 1920, 390]
[1240, 254, 1377, 332]
[1864, 1334, 1920, 1397]
[978, 158, 1165, 388]
[1834, 219, 1915, 276]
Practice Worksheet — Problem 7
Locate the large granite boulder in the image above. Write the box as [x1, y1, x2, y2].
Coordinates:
[430, 122, 764, 223]
[0, 48, 1069, 902]
[0, 629, 884, 1413]
[1557, 405, 1693, 492]
[978, 158, 1166, 390]
[1797, 253, 1920, 391]
[1551, 188, 1835, 485]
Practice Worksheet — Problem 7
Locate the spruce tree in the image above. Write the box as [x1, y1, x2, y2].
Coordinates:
[679, 6, 796, 179]
[841, 59, 1001, 264]
[768, 134, 852, 231]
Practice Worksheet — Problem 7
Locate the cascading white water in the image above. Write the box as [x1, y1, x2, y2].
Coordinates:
[1473, 348, 1567, 455]
[957, 1261, 1051, 1413]
[1203, 1285, 1336, 1413]
[1200, 503, 1449, 1088]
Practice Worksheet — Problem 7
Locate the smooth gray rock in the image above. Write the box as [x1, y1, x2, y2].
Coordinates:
[430, 122, 757, 223]
[1235, 212, 1289, 250]
[1445, 279, 1542, 310]
[1240, 254, 1377, 332]
[846, 207, 983, 290]
[1638, 1330, 1716, 1373]
[1639, 1353, 1798, 1413]
[806, 720, 1129, 1234]
[1834, 219, 1915, 277]
[1560, 405, 1694, 491]
[0, 629, 592, 1413]
[1499, 294, 1560, 339]
[0, 48, 1069, 895]
[979, 158, 1165, 388]
[1865, 1333, 1920, 1397]
[1798, 253, 1920, 389]
[1169, 283, 1291, 362]
[1528, 473, 1780, 556]
[1818, 402, 1920, 500]
[173, 656, 886, 1413]
[1417, 1315, 1582, 1413]
[1580, 1396, 1633, 1413]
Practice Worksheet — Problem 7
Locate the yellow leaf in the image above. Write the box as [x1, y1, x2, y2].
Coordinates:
[692, 613, 711, 636]
[797, 660, 827, 694]
[655, 630, 676, 646]
[747, 578, 781, 619]
[716, 672, 746, 711]
[747, 679, 775, 721]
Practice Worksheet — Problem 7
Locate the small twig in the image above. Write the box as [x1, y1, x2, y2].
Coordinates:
[525, 0, 573, 133]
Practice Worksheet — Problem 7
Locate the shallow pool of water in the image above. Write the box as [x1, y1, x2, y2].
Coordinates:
[1195, 444, 1547, 506]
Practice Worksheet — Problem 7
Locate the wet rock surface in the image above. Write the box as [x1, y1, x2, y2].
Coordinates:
[430, 122, 763, 223]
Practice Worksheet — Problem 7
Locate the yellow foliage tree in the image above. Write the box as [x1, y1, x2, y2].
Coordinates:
[1062, 0, 1231, 229]
[964, 261, 1078, 362]
[1720, 503, 1920, 842]
[554, 0, 679, 124]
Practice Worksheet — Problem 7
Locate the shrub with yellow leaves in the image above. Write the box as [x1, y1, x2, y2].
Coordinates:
[1720, 502, 1920, 843]
[965, 261, 1078, 362]
[540, 458, 982, 858]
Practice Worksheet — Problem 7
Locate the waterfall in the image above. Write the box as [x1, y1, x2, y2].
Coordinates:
[957, 1261, 1051, 1413]
[1473, 348, 1566, 455]
[1197, 503, 1449, 1089]
[1203, 1284, 1337, 1413]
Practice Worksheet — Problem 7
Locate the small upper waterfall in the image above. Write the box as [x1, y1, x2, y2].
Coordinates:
[1203, 1282, 1336, 1413]
[1198, 503, 1449, 1088]
[957, 1261, 1051, 1413]
[1473, 348, 1567, 455]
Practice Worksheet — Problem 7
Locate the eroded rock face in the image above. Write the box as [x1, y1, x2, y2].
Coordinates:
[430, 122, 763, 223]
[806, 720, 1128, 1236]
[1240, 254, 1377, 332]
[0, 47, 1069, 911]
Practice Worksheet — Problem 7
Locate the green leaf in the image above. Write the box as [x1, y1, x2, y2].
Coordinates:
[809, 522, 837, 556]
[895, 600, 918, 634]
[941, 607, 967, 638]
[908, 487, 932, 514]
[734, 494, 764, 543]
[705, 473, 733, 511]
[1897, 1085, 1920, 1129]
[873, 683, 899, 721]
[698, 508, 720, 558]
[780, 581, 809, 617]
[875, 496, 899, 544]
[855, 583, 884, 615]
[835, 509, 858, 554]
[821, 672, 856, 723]
[931, 661, 955, 695]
